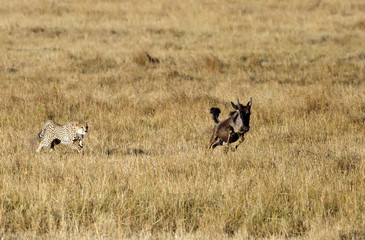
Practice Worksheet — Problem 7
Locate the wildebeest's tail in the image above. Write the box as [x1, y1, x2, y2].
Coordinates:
[38, 120, 52, 138]
[210, 108, 221, 124]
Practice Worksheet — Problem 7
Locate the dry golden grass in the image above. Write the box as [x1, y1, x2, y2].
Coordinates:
[1, 0, 365, 239]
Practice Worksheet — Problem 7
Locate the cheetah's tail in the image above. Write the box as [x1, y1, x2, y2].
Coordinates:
[38, 120, 52, 138]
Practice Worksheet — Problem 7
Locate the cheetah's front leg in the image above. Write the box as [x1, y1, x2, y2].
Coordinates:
[68, 140, 83, 154]
[68, 142, 82, 153]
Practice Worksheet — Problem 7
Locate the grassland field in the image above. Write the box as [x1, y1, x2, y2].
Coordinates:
[0, 0, 365, 239]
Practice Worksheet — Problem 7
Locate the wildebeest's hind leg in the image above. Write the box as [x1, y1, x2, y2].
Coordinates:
[207, 132, 220, 151]
[212, 140, 223, 148]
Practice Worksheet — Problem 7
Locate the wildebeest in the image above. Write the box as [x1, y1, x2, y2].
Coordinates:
[207, 98, 252, 152]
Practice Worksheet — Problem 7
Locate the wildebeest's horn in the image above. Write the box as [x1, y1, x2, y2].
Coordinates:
[237, 98, 240, 106]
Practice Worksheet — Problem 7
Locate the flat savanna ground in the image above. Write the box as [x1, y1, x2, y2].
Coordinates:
[0, 0, 365, 239]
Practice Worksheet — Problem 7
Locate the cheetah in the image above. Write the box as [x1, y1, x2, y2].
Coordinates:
[36, 120, 88, 153]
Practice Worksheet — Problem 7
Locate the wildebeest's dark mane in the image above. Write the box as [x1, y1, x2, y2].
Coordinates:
[228, 111, 236, 116]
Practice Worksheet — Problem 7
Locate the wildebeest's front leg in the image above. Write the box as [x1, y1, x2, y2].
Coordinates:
[232, 134, 245, 152]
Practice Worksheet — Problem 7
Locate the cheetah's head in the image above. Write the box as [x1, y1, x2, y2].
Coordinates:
[77, 122, 88, 135]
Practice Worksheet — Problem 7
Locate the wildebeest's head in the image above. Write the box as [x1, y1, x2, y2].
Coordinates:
[230, 97, 252, 134]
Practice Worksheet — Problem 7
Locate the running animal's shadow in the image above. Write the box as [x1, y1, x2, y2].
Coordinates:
[105, 148, 149, 156]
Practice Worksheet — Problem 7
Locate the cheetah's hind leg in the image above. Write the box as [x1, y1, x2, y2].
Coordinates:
[36, 138, 52, 153]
